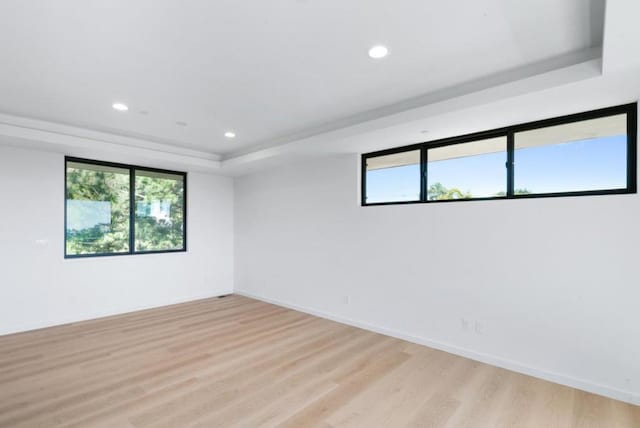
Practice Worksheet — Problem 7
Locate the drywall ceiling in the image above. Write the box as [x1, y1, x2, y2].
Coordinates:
[0, 0, 603, 160]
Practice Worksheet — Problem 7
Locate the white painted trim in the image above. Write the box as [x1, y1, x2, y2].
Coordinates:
[0, 51, 603, 177]
[0, 112, 220, 160]
[221, 52, 602, 173]
[0, 114, 222, 173]
[236, 290, 639, 405]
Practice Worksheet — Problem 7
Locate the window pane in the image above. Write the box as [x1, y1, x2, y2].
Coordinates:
[365, 150, 420, 203]
[428, 136, 507, 200]
[66, 162, 130, 255]
[514, 114, 627, 194]
[135, 170, 185, 252]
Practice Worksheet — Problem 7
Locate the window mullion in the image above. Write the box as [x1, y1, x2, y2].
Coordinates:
[420, 147, 428, 202]
[129, 168, 135, 254]
[506, 132, 514, 198]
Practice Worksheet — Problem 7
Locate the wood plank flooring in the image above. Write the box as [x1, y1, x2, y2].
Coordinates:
[0, 295, 638, 427]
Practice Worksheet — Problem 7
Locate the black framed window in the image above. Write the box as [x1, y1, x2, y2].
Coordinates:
[65, 157, 186, 258]
[427, 136, 508, 200]
[362, 103, 637, 205]
[513, 113, 629, 195]
[365, 149, 421, 203]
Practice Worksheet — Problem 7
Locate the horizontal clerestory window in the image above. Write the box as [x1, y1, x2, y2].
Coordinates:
[362, 103, 637, 205]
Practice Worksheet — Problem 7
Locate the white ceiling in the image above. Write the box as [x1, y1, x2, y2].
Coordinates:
[0, 0, 603, 159]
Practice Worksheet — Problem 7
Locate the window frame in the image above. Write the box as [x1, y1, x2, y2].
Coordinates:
[64, 156, 187, 258]
[361, 103, 637, 206]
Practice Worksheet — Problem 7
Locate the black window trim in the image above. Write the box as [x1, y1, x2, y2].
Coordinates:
[361, 102, 638, 206]
[64, 156, 188, 258]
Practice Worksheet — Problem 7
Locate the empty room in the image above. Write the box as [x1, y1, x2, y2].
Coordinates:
[1, 0, 639, 427]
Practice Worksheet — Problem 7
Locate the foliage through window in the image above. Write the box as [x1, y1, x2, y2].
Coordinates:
[65, 158, 186, 257]
[362, 104, 636, 205]
[135, 170, 185, 252]
[427, 136, 507, 200]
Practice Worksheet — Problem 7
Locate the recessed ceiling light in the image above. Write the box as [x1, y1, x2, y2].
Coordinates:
[112, 103, 128, 111]
[176, 121, 188, 127]
[368, 45, 389, 59]
[224, 131, 236, 139]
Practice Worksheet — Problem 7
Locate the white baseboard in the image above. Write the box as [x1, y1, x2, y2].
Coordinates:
[236, 289, 639, 406]
[0, 290, 233, 336]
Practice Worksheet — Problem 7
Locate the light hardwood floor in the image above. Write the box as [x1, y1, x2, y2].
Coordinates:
[0, 295, 638, 428]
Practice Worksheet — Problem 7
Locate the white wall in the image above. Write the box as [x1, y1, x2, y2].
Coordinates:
[234, 153, 640, 404]
[3, 119, 639, 404]
[0, 144, 234, 335]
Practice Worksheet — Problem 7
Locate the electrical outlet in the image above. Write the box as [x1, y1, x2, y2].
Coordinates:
[343, 295, 350, 305]
[474, 321, 484, 335]
[461, 318, 469, 331]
